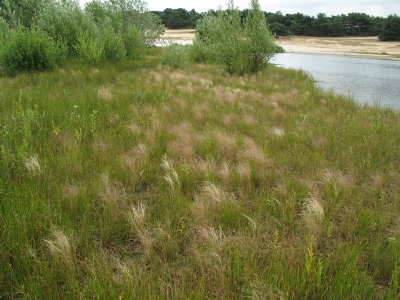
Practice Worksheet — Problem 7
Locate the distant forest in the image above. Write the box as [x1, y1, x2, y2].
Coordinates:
[152, 9, 400, 41]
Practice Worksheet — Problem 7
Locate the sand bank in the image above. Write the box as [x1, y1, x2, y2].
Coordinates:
[161, 29, 400, 60]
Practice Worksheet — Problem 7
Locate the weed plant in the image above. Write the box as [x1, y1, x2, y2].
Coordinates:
[161, 43, 190, 69]
[1, 50, 400, 299]
[74, 31, 104, 65]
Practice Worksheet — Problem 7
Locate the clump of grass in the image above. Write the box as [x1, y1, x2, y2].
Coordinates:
[44, 228, 74, 268]
[24, 155, 42, 176]
[302, 197, 325, 238]
[127, 203, 153, 258]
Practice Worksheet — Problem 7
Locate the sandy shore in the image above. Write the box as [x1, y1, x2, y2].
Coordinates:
[276, 36, 400, 60]
[161, 29, 400, 60]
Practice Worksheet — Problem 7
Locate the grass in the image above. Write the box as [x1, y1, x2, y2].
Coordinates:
[1, 48, 400, 299]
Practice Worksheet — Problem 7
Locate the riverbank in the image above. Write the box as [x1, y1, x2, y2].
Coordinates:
[276, 36, 400, 60]
[161, 29, 400, 60]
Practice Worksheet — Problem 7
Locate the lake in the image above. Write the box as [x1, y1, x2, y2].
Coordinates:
[273, 53, 400, 110]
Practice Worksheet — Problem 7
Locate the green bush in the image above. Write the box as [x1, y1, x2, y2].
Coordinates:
[161, 43, 189, 69]
[101, 22, 126, 61]
[37, 0, 99, 56]
[275, 44, 285, 53]
[193, 0, 277, 75]
[0, 27, 66, 75]
[74, 31, 104, 65]
[0, 17, 8, 38]
[123, 25, 146, 61]
[189, 39, 211, 63]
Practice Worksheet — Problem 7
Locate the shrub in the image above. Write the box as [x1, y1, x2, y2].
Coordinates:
[161, 43, 189, 69]
[37, 0, 99, 56]
[123, 25, 146, 61]
[0, 17, 8, 38]
[275, 45, 285, 53]
[74, 31, 104, 65]
[189, 36, 213, 64]
[106, 0, 164, 48]
[0, 27, 66, 75]
[100, 21, 126, 61]
[193, 0, 277, 75]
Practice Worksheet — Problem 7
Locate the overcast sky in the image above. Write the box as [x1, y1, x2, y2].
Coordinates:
[79, 0, 400, 17]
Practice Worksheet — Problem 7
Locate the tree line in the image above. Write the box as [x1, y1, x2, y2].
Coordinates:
[153, 8, 400, 41]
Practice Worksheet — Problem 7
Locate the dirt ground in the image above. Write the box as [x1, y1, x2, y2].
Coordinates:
[161, 29, 400, 60]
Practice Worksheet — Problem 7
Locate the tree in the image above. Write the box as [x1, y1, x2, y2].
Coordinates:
[379, 15, 400, 41]
[329, 15, 345, 37]
[106, 0, 164, 47]
[37, 0, 98, 54]
[312, 13, 331, 36]
[345, 13, 373, 36]
[269, 21, 290, 37]
[193, 0, 276, 75]
[161, 8, 189, 29]
[0, 0, 51, 28]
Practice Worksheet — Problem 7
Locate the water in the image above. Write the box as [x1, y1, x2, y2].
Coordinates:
[273, 53, 400, 110]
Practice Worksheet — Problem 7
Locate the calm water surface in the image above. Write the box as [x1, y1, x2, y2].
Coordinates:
[273, 53, 400, 110]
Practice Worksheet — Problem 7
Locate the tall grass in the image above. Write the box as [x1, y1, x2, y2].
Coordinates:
[1, 51, 400, 299]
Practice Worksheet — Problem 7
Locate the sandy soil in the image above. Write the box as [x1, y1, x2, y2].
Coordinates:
[161, 29, 400, 60]
[162, 29, 196, 40]
[276, 36, 400, 60]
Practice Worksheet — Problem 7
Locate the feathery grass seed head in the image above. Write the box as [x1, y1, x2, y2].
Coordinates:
[25, 155, 42, 176]
[302, 197, 324, 236]
[44, 228, 74, 266]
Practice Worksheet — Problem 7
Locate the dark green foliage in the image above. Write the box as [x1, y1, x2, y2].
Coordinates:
[0, 27, 66, 75]
[379, 15, 400, 41]
[152, 8, 390, 38]
[156, 8, 203, 29]
[265, 11, 387, 37]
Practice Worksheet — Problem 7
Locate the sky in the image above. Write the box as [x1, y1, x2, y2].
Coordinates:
[79, 0, 400, 17]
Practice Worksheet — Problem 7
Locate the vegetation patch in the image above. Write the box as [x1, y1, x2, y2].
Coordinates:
[1, 0, 400, 299]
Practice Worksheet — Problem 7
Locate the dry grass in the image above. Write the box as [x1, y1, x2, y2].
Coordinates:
[302, 197, 325, 238]
[97, 85, 113, 100]
[99, 173, 127, 207]
[24, 155, 42, 176]
[44, 228, 74, 267]
[127, 203, 154, 257]
[239, 137, 268, 165]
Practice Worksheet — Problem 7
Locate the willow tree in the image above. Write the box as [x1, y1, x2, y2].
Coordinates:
[193, 0, 277, 75]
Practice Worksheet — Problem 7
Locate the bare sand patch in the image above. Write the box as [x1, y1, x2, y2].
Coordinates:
[162, 29, 195, 40]
[274, 36, 400, 60]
